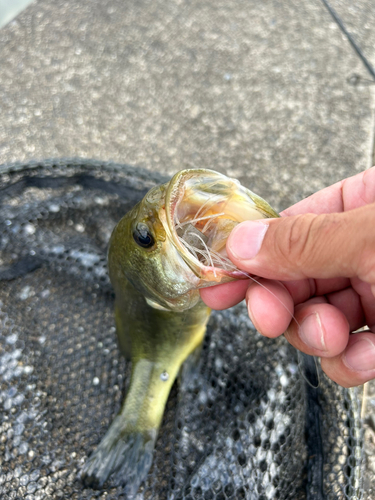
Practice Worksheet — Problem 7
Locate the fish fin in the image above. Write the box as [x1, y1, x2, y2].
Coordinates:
[81, 415, 156, 494]
[178, 343, 203, 391]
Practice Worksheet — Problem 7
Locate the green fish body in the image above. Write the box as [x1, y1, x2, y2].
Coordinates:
[81, 169, 278, 494]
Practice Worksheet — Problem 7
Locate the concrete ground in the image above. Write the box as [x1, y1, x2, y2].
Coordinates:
[0, 0, 374, 496]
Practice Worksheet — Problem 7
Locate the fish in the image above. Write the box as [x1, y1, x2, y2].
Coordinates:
[81, 168, 279, 495]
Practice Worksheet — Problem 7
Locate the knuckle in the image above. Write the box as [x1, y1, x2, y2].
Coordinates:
[276, 214, 319, 271]
[362, 255, 375, 285]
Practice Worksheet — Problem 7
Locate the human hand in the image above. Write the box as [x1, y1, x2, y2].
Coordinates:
[200, 167, 375, 388]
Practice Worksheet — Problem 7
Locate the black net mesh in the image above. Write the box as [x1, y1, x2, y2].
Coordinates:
[0, 159, 363, 500]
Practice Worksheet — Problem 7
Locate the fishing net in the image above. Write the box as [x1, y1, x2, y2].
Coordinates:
[0, 159, 363, 500]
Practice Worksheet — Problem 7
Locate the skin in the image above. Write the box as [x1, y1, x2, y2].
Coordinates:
[201, 166, 375, 388]
[81, 186, 210, 493]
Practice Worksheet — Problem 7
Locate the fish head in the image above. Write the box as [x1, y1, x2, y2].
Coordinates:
[109, 169, 279, 312]
[108, 182, 202, 312]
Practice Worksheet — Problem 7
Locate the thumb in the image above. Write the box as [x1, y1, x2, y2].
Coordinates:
[227, 203, 375, 283]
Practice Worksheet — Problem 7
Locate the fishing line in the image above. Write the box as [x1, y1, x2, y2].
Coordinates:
[186, 231, 217, 277]
[187, 193, 222, 224]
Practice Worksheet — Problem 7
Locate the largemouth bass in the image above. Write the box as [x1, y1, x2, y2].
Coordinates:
[81, 169, 279, 494]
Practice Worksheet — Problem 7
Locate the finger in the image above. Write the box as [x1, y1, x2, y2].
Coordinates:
[226, 202, 375, 283]
[314, 277, 351, 296]
[282, 277, 351, 305]
[321, 331, 375, 387]
[284, 301, 349, 358]
[245, 279, 294, 338]
[199, 279, 250, 310]
[281, 166, 375, 216]
[351, 278, 375, 329]
[282, 279, 315, 305]
[326, 287, 365, 332]
[199, 274, 353, 316]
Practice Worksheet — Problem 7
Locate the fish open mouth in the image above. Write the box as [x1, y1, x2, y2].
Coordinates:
[164, 169, 278, 286]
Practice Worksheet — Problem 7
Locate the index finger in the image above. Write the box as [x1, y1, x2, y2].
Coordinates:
[281, 166, 375, 217]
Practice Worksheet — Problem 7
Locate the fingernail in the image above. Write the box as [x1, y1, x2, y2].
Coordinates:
[246, 301, 258, 332]
[228, 221, 269, 260]
[298, 313, 327, 351]
[344, 339, 375, 371]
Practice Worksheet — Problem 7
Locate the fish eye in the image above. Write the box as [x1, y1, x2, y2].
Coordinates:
[133, 223, 155, 249]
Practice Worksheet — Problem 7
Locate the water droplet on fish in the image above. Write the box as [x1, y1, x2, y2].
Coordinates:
[160, 371, 169, 381]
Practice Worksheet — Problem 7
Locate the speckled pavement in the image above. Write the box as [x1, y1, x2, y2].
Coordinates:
[0, 0, 375, 497]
